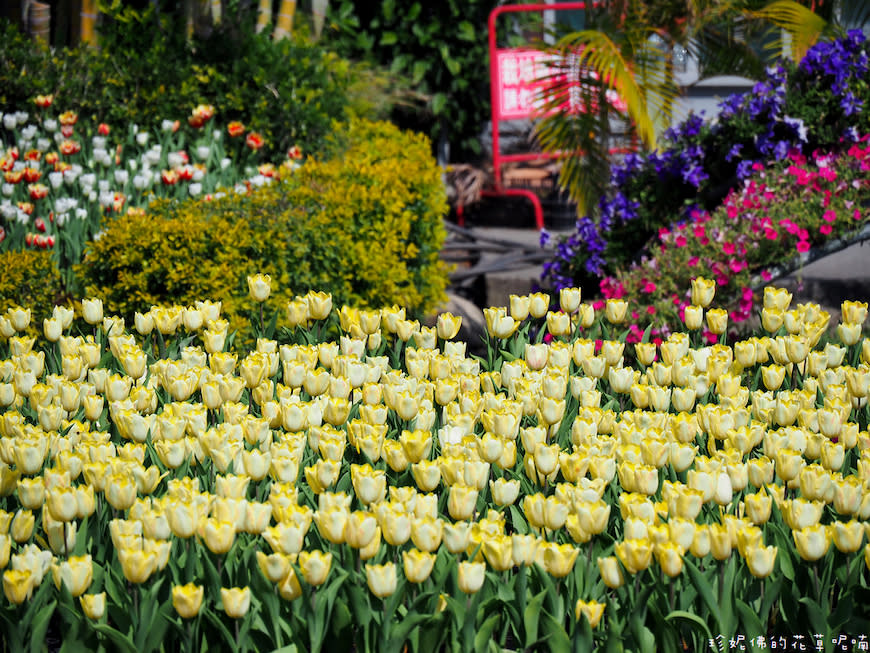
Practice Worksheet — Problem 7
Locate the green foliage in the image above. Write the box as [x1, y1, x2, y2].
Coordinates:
[76, 120, 450, 334]
[325, 0, 502, 160]
[0, 14, 381, 159]
[0, 249, 66, 324]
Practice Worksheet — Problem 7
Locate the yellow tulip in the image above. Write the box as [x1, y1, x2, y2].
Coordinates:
[80, 591, 106, 619]
[117, 548, 158, 584]
[344, 511, 378, 550]
[51, 554, 93, 597]
[172, 583, 204, 619]
[541, 542, 579, 577]
[200, 518, 236, 555]
[447, 484, 478, 521]
[654, 541, 684, 578]
[402, 549, 436, 583]
[457, 561, 486, 594]
[222, 586, 251, 618]
[831, 520, 864, 554]
[299, 550, 332, 586]
[604, 299, 628, 325]
[436, 312, 462, 340]
[793, 524, 830, 561]
[482, 534, 514, 572]
[365, 562, 397, 598]
[410, 516, 442, 552]
[743, 545, 777, 579]
[690, 277, 715, 308]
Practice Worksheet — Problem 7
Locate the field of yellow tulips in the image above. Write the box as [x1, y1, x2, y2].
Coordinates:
[0, 276, 868, 652]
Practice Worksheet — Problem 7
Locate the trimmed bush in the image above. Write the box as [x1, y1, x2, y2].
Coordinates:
[0, 248, 66, 326]
[77, 120, 450, 334]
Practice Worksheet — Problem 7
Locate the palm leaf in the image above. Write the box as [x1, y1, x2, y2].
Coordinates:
[558, 29, 659, 148]
[745, 0, 827, 61]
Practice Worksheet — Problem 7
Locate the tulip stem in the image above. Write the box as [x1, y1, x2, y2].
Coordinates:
[811, 562, 820, 601]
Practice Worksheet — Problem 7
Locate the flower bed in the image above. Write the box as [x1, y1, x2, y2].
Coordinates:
[542, 30, 870, 296]
[600, 140, 870, 342]
[0, 281, 867, 650]
[1, 101, 288, 273]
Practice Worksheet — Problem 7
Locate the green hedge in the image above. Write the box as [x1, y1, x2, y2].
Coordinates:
[76, 120, 450, 334]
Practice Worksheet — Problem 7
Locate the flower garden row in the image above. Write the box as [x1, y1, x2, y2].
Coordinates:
[0, 278, 867, 651]
[1, 98, 295, 273]
[543, 30, 870, 338]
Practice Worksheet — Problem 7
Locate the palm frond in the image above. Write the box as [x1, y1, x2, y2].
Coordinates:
[555, 29, 659, 148]
[745, 0, 827, 61]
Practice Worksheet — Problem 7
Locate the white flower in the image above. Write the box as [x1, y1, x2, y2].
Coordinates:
[55, 212, 69, 226]
[196, 145, 210, 161]
[161, 120, 175, 132]
[75, 208, 88, 220]
[43, 119, 57, 132]
[220, 158, 231, 170]
[37, 138, 51, 151]
[98, 179, 110, 192]
[1, 184, 13, 196]
[21, 125, 37, 140]
[15, 111, 29, 124]
[192, 167, 204, 182]
[16, 209, 30, 224]
[114, 170, 129, 185]
[136, 132, 149, 146]
[167, 152, 184, 168]
[189, 183, 202, 197]
[2, 114, 17, 130]
[48, 172, 63, 189]
[92, 136, 107, 150]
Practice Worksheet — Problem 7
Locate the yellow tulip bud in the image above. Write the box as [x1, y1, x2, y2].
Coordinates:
[365, 562, 397, 598]
[221, 586, 251, 618]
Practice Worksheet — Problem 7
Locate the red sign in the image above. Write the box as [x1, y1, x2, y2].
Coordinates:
[494, 47, 628, 120]
[494, 49, 556, 120]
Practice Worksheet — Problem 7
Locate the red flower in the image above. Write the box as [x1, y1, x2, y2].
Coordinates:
[60, 140, 81, 155]
[34, 94, 53, 108]
[822, 209, 836, 223]
[188, 104, 215, 129]
[674, 235, 687, 247]
[287, 145, 302, 160]
[796, 240, 810, 253]
[722, 242, 736, 255]
[227, 121, 245, 138]
[161, 170, 178, 185]
[59, 110, 78, 126]
[44, 152, 58, 166]
[4, 170, 23, 184]
[0, 226, 5, 243]
[819, 224, 832, 235]
[246, 132, 265, 151]
[23, 168, 42, 183]
[34, 217, 46, 233]
[18, 202, 34, 215]
[28, 184, 48, 200]
[98, 123, 111, 136]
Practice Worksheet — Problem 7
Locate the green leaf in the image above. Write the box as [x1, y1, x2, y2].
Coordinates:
[473, 613, 500, 653]
[540, 611, 571, 653]
[91, 624, 139, 653]
[734, 600, 764, 638]
[665, 609, 713, 642]
[457, 21, 475, 42]
[380, 31, 398, 46]
[412, 60, 428, 84]
[431, 92, 447, 116]
[682, 558, 723, 628]
[798, 597, 829, 639]
[29, 600, 57, 653]
[523, 590, 548, 648]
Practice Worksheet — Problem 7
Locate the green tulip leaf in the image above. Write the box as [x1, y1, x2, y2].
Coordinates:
[472, 613, 501, 653]
[540, 611, 571, 653]
[683, 558, 723, 627]
[798, 597, 829, 640]
[523, 589, 548, 648]
[665, 609, 713, 642]
[91, 623, 139, 653]
[734, 600, 764, 638]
